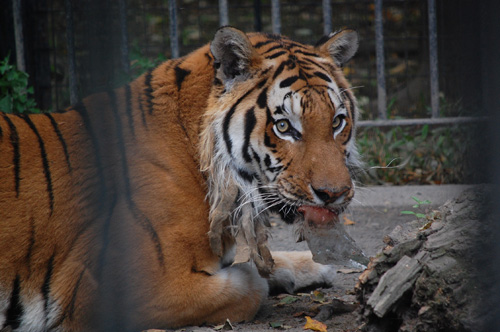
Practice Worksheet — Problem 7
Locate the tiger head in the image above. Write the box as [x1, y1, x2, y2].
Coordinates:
[200, 27, 360, 245]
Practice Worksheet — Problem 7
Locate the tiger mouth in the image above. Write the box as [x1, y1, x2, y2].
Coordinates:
[270, 201, 343, 225]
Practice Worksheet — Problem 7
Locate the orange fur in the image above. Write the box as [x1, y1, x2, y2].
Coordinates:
[0, 27, 359, 331]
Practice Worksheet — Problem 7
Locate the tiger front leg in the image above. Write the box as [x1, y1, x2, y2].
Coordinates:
[267, 251, 336, 294]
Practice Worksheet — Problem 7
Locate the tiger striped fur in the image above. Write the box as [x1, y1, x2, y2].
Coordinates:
[0, 27, 360, 331]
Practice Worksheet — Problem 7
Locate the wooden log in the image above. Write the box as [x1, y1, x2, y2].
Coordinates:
[356, 187, 498, 332]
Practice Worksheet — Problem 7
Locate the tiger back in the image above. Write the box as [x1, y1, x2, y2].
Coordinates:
[0, 27, 360, 331]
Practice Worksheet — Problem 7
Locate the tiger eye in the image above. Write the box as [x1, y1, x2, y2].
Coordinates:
[276, 119, 290, 133]
[332, 116, 342, 130]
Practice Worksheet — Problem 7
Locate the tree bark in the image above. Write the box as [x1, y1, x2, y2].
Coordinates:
[356, 187, 498, 332]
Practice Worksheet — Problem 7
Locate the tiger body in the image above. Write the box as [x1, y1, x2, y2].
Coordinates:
[0, 27, 360, 331]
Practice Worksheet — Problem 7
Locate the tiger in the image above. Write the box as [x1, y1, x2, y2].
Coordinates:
[0, 26, 360, 331]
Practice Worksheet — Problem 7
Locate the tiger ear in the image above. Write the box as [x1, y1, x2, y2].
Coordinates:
[315, 29, 359, 66]
[210, 26, 257, 85]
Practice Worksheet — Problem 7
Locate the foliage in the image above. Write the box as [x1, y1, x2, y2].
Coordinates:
[356, 123, 483, 185]
[0, 54, 41, 114]
[129, 45, 167, 79]
[401, 196, 431, 218]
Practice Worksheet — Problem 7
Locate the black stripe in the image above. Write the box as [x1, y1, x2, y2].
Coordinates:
[242, 107, 256, 163]
[73, 102, 107, 201]
[42, 254, 55, 315]
[314, 71, 332, 83]
[44, 113, 72, 172]
[222, 79, 267, 155]
[342, 128, 353, 145]
[124, 84, 135, 137]
[5, 275, 22, 329]
[263, 45, 284, 54]
[266, 51, 287, 59]
[287, 41, 309, 50]
[264, 132, 276, 149]
[20, 115, 54, 215]
[68, 269, 85, 319]
[109, 89, 165, 269]
[2, 115, 20, 197]
[252, 149, 261, 164]
[285, 57, 297, 70]
[264, 154, 272, 167]
[174, 66, 191, 91]
[265, 106, 274, 125]
[138, 87, 147, 127]
[257, 87, 268, 109]
[50, 269, 85, 329]
[343, 91, 356, 126]
[268, 165, 283, 173]
[204, 52, 213, 64]
[237, 168, 256, 183]
[129, 204, 165, 268]
[294, 49, 320, 57]
[301, 57, 330, 73]
[253, 40, 274, 48]
[279, 76, 300, 88]
[0, 120, 3, 138]
[25, 218, 35, 274]
[144, 70, 154, 115]
[272, 61, 286, 79]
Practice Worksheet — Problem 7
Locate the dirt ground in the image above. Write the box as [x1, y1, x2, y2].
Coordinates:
[153, 185, 469, 332]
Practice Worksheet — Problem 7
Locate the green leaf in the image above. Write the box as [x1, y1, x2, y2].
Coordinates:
[0, 95, 12, 112]
[269, 322, 283, 329]
[421, 124, 429, 140]
[416, 213, 426, 218]
[278, 296, 299, 305]
[411, 196, 423, 204]
[401, 211, 416, 215]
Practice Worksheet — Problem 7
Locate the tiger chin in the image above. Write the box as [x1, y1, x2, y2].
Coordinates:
[0, 26, 360, 331]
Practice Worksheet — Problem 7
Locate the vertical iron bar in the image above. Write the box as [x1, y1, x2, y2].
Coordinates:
[271, 0, 281, 34]
[12, 0, 26, 72]
[254, 0, 262, 32]
[169, 0, 179, 58]
[322, 0, 332, 35]
[118, 0, 130, 76]
[374, 0, 387, 119]
[428, 0, 440, 118]
[218, 0, 228, 26]
[65, 0, 78, 105]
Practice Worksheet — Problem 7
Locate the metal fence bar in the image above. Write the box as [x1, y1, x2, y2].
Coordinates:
[358, 116, 488, 128]
[12, 0, 25, 72]
[322, 0, 332, 35]
[254, 0, 262, 32]
[118, 0, 130, 75]
[374, 0, 387, 120]
[428, 0, 440, 118]
[271, 0, 281, 34]
[218, 0, 229, 26]
[169, 0, 179, 58]
[64, 0, 78, 104]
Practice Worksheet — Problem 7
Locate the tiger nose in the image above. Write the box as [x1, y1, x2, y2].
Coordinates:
[312, 186, 350, 204]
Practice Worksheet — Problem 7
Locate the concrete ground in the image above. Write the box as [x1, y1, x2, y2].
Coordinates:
[159, 184, 476, 332]
[269, 184, 475, 256]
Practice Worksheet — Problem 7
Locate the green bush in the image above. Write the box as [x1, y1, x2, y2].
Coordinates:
[356, 124, 483, 185]
[0, 54, 40, 114]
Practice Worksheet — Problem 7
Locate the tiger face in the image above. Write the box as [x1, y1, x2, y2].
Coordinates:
[202, 27, 360, 239]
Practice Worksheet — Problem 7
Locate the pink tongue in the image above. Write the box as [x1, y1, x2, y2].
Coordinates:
[298, 206, 339, 227]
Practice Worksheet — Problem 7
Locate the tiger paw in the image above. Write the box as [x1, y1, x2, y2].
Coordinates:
[267, 251, 336, 294]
